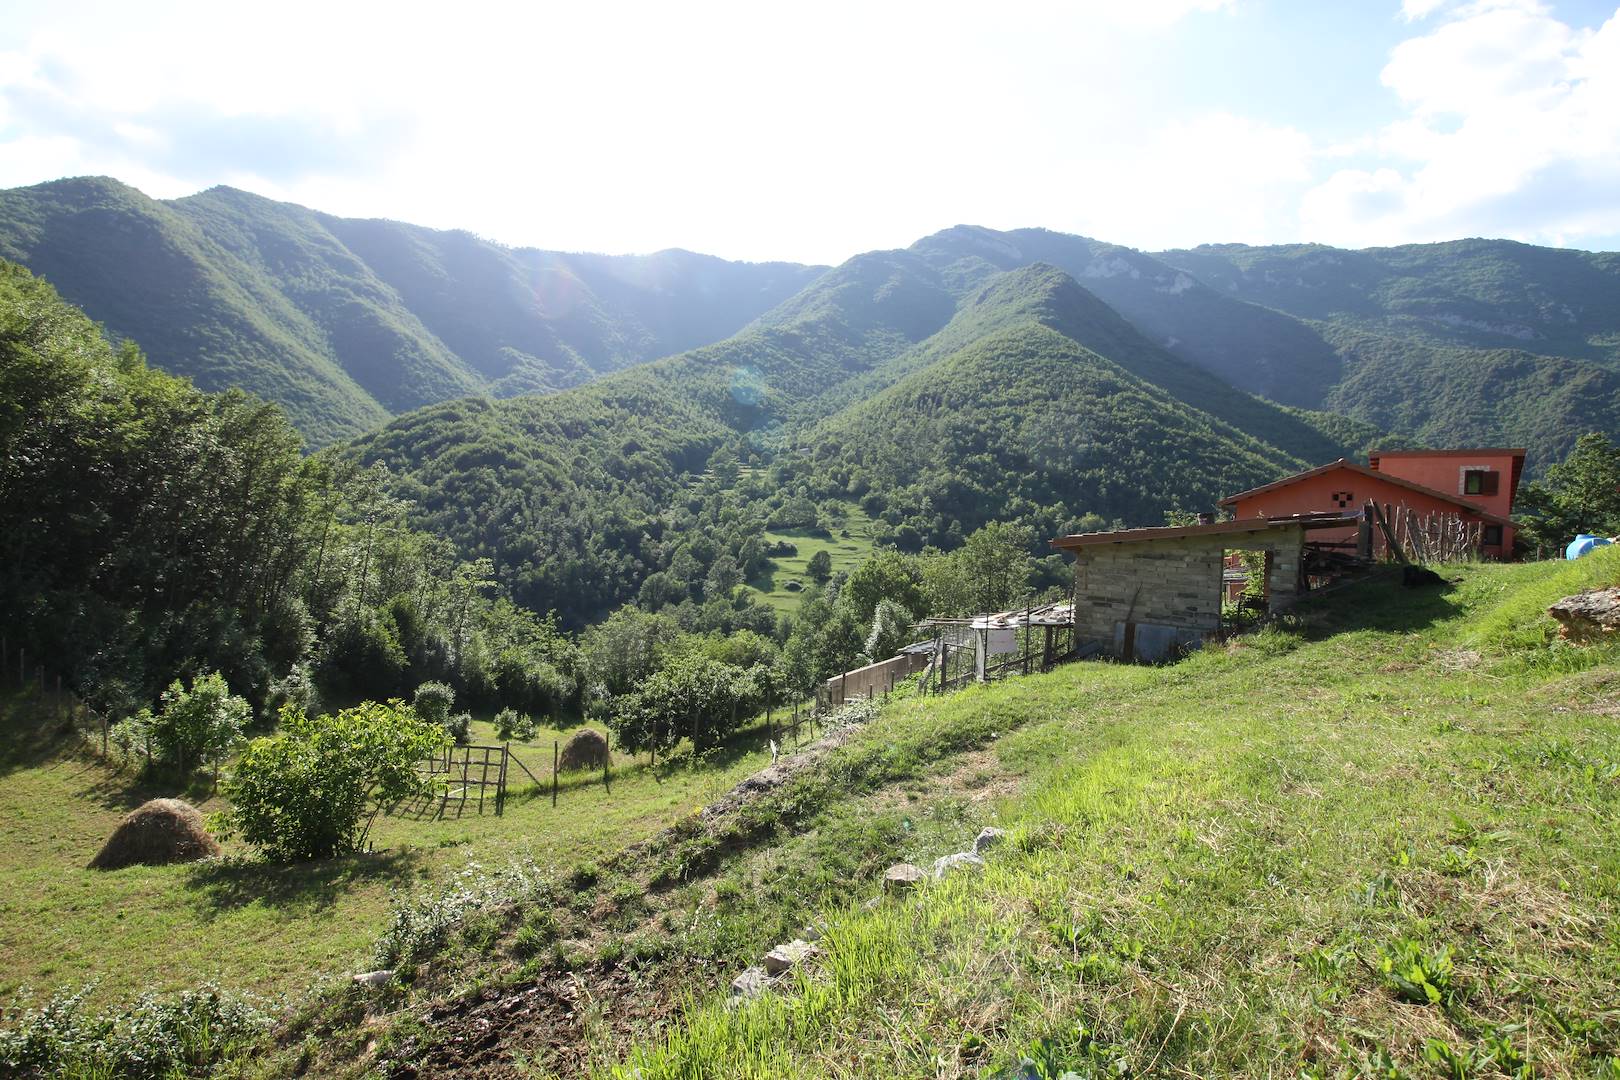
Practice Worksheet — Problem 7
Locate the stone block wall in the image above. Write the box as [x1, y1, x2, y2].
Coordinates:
[1070, 526, 1305, 660]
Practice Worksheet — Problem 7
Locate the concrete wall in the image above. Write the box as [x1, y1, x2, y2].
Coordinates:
[824, 650, 931, 703]
[1071, 526, 1304, 661]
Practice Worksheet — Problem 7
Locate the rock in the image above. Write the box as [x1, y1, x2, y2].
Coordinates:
[802, 917, 829, 942]
[973, 827, 1007, 854]
[932, 851, 985, 879]
[762, 938, 818, 976]
[1549, 587, 1620, 643]
[861, 896, 883, 911]
[882, 863, 927, 893]
[730, 965, 773, 999]
[352, 969, 395, 988]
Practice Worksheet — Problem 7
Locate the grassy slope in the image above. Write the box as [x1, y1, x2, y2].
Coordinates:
[0, 705, 775, 1006]
[609, 551, 1620, 1079]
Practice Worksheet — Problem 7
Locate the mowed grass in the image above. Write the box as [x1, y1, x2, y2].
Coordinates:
[0, 702, 774, 1009]
[747, 508, 878, 614]
[609, 551, 1620, 1079]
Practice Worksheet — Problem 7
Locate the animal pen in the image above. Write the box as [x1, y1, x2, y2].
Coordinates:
[920, 601, 1081, 694]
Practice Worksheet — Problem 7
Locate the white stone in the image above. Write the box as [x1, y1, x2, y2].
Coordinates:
[352, 969, 394, 988]
[973, 827, 1007, 854]
[883, 863, 927, 893]
[932, 851, 985, 879]
[761, 938, 817, 976]
[730, 966, 774, 999]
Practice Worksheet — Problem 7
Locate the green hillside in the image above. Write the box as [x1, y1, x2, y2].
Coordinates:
[0, 177, 822, 444]
[162, 537, 1620, 1080]
[1158, 238, 1620, 364]
[345, 259, 1364, 622]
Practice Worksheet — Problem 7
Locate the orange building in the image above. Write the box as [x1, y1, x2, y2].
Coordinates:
[1220, 448, 1525, 560]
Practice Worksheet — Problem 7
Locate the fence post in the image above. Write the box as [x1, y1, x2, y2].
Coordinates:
[552, 740, 559, 808]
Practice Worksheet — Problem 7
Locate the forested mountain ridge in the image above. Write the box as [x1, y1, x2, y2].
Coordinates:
[1156, 238, 1620, 364]
[0, 177, 822, 445]
[343, 260, 1367, 624]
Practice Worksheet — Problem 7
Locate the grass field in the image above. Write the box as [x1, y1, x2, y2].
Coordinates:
[0, 704, 775, 1008]
[603, 551, 1620, 1079]
[746, 507, 879, 614]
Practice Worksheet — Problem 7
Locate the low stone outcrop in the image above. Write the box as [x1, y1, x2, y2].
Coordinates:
[1549, 587, 1620, 643]
[882, 863, 927, 893]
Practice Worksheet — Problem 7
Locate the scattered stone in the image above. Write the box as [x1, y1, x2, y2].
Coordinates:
[352, 969, 395, 988]
[861, 896, 883, 911]
[1549, 587, 1620, 644]
[762, 938, 818, 976]
[883, 863, 927, 893]
[89, 798, 220, 870]
[973, 827, 1007, 854]
[730, 966, 773, 999]
[802, 917, 829, 942]
[932, 851, 985, 879]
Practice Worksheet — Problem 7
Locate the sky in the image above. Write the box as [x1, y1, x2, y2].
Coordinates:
[0, 0, 1617, 265]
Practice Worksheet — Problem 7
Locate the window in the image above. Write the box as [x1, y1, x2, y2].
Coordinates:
[1483, 524, 1503, 546]
[1331, 490, 1355, 508]
[1463, 469, 1499, 496]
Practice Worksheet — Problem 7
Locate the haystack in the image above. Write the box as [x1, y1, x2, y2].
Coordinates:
[559, 728, 610, 772]
[89, 798, 220, 870]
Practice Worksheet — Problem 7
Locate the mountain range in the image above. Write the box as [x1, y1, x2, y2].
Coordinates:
[4, 175, 1619, 624]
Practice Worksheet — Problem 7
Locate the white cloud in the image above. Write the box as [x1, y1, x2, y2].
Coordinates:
[1400, 0, 1449, 21]
[1303, 2, 1620, 246]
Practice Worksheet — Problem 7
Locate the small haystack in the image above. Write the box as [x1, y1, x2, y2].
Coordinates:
[559, 728, 610, 772]
[89, 798, 220, 870]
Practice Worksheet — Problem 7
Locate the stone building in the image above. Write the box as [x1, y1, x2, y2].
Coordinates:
[1051, 515, 1354, 662]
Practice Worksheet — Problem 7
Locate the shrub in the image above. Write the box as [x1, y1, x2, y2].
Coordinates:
[412, 680, 455, 729]
[445, 711, 472, 745]
[110, 672, 249, 775]
[221, 702, 447, 861]
[494, 708, 536, 741]
[0, 983, 266, 1080]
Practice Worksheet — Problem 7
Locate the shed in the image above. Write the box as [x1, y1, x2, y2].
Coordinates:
[1051, 514, 1357, 661]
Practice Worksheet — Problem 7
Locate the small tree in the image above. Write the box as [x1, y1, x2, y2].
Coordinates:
[864, 599, 916, 662]
[112, 672, 249, 775]
[806, 550, 833, 584]
[494, 708, 535, 741]
[222, 702, 447, 861]
[413, 681, 461, 742]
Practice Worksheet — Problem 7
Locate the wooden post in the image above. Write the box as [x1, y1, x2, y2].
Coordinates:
[552, 740, 559, 807]
[497, 743, 509, 817]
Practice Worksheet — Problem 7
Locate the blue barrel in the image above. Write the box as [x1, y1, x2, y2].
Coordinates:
[1567, 534, 1613, 559]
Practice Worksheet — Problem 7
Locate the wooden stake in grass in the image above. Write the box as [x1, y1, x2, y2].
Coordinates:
[552, 739, 559, 808]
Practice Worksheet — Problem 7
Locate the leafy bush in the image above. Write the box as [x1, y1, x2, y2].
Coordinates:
[221, 702, 447, 861]
[108, 672, 249, 775]
[373, 860, 549, 967]
[412, 680, 455, 727]
[608, 655, 756, 755]
[445, 711, 472, 745]
[494, 708, 536, 741]
[0, 982, 266, 1080]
